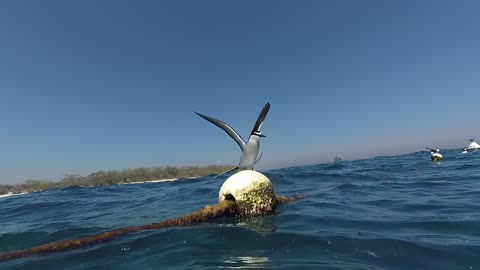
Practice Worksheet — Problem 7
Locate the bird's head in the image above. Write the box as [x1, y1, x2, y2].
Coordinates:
[252, 131, 266, 138]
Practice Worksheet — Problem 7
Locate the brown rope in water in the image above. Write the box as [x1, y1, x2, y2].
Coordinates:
[276, 195, 304, 203]
[0, 200, 236, 262]
[0, 196, 301, 262]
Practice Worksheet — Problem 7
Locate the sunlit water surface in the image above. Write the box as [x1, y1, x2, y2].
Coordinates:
[1, 149, 480, 269]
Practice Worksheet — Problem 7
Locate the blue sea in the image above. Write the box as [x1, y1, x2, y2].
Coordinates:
[1, 149, 480, 269]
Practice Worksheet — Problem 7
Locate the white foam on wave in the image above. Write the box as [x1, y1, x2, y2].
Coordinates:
[0, 192, 28, 199]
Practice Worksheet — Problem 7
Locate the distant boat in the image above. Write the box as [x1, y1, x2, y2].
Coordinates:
[467, 139, 480, 150]
[334, 156, 343, 162]
[426, 147, 443, 161]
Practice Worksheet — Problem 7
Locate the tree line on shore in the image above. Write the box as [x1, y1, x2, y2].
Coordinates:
[0, 165, 234, 195]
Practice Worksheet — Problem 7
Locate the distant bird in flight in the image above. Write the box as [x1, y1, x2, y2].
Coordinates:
[196, 102, 270, 174]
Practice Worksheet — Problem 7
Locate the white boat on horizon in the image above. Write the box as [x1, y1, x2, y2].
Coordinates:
[467, 139, 480, 150]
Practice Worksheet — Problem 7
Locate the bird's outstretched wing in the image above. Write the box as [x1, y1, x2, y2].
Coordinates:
[250, 102, 270, 136]
[195, 112, 246, 151]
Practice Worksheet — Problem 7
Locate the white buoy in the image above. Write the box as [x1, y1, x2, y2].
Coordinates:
[218, 170, 277, 217]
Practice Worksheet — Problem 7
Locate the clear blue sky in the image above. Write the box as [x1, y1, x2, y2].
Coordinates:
[1, 1, 479, 184]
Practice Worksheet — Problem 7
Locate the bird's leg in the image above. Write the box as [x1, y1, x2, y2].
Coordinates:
[213, 166, 239, 179]
[255, 152, 263, 164]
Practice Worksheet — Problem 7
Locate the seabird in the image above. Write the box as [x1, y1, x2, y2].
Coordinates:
[461, 148, 468, 154]
[467, 139, 480, 150]
[196, 103, 270, 173]
[426, 147, 443, 161]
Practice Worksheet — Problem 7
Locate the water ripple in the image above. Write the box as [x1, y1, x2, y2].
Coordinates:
[1, 149, 480, 269]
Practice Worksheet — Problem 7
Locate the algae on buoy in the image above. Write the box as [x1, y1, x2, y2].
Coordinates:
[218, 170, 277, 217]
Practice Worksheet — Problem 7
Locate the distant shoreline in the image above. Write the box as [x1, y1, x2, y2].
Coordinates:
[0, 165, 233, 197]
[0, 177, 191, 199]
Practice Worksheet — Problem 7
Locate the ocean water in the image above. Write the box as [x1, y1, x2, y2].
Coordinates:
[1, 149, 480, 269]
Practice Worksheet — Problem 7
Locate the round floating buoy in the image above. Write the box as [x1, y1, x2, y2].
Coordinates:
[218, 170, 276, 217]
